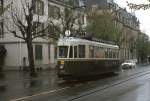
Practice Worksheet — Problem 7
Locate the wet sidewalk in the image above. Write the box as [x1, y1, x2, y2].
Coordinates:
[0, 70, 56, 81]
[0, 70, 61, 101]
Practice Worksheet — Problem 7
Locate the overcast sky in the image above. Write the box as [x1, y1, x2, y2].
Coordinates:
[114, 0, 150, 37]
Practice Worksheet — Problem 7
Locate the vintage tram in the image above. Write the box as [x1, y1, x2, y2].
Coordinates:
[56, 37, 121, 77]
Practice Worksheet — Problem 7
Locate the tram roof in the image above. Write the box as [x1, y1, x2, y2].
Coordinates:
[58, 37, 119, 49]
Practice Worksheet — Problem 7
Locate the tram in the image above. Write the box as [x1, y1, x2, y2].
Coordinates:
[56, 37, 121, 77]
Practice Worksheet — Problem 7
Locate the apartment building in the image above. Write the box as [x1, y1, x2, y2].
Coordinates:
[83, 0, 140, 60]
[112, 4, 140, 60]
[0, 0, 86, 70]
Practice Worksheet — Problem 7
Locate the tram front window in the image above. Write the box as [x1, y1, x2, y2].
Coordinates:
[59, 46, 68, 58]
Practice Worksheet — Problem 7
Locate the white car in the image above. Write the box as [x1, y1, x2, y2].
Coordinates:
[121, 60, 136, 69]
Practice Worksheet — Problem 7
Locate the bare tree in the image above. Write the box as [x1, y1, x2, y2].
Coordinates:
[49, 6, 85, 37]
[127, 1, 150, 63]
[127, 1, 150, 10]
[7, 0, 50, 76]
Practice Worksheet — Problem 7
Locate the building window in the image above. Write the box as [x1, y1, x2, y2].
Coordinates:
[55, 47, 57, 59]
[0, 0, 4, 38]
[79, 14, 84, 24]
[0, 22, 4, 38]
[33, 22, 44, 34]
[35, 45, 43, 60]
[64, 8, 70, 20]
[33, 0, 44, 15]
[48, 4, 53, 17]
[48, 4, 60, 19]
[48, 44, 50, 60]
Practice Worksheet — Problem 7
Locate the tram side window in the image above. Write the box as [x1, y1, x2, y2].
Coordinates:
[107, 49, 112, 58]
[109, 50, 112, 58]
[95, 47, 105, 58]
[94, 46, 98, 58]
[115, 50, 119, 58]
[116, 50, 119, 58]
[74, 46, 77, 58]
[89, 46, 94, 58]
[69, 46, 73, 58]
[105, 49, 108, 58]
[113, 50, 116, 58]
[79, 45, 85, 58]
[95, 46, 100, 58]
[59, 46, 68, 58]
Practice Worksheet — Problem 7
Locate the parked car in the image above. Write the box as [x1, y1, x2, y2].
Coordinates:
[121, 60, 136, 69]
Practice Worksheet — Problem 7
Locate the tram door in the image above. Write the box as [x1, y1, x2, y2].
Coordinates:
[74, 46, 78, 58]
[69, 46, 78, 58]
[69, 46, 73, 58]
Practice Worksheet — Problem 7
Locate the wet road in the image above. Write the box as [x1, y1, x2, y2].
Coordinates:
[1, 65, 150, 101]
[73, 71, 150, 101]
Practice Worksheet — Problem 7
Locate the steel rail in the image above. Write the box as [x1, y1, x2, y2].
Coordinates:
[68, 70, 150, 101]
[9, 68, 150, 101]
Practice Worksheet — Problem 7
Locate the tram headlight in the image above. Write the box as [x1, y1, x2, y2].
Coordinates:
[60, 65, 64, 69]
[59, 60, 64, 69]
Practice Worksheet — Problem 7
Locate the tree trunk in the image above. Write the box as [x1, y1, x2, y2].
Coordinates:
[26, 39, 36, 76]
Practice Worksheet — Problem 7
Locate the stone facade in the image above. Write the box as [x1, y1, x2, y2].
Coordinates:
[85, 0, 140, 61]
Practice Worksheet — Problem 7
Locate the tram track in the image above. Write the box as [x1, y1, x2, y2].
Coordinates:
[9, 67, 150, 101]
[68, 70, 150, 101]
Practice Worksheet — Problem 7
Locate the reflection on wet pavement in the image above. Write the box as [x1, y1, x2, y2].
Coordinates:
[73, 69, 150, 101]
[0, 71, 118, 101]
[1, 66, 150, 101]
[0, 71, 59, 100]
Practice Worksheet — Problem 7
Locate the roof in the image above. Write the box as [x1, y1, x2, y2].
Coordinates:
[58, 37, 119, 49]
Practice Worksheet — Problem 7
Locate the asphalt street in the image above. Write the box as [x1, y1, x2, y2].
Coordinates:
[1, 65, 150, 101]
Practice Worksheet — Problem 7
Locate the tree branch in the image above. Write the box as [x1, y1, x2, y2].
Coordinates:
[9, 30, 25, 40]
[32, 24, 50, 39]
[127, 1, 150, 10]
[21, 0, 28, 21]
[11, 11, 26, 39]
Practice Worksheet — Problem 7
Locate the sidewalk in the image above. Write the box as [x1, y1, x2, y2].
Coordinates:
[0, 70, 59, 101]
[0, 69, 58, 82]
[0, 64, 150, 82]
